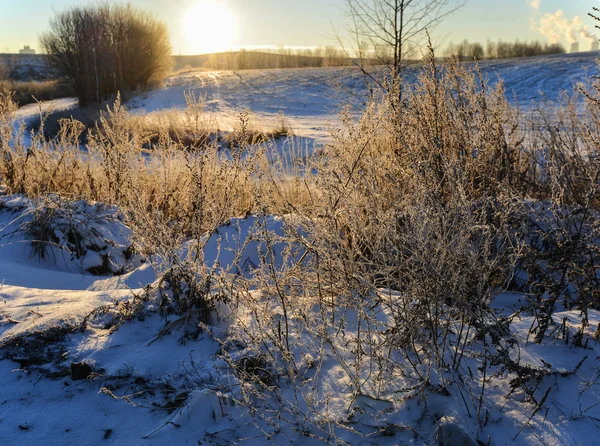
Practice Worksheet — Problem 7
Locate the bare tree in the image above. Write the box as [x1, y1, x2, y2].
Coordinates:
[343, 0, 465, 92]
[41, 4, 171, 106]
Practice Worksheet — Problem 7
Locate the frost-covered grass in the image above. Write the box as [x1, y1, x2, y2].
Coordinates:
[1, 50, 600, 445]
[0, 79, 73, 107]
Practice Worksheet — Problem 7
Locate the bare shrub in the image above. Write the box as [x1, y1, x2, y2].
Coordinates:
[513, 86, 600, 343]
[208, 46, 600, 440]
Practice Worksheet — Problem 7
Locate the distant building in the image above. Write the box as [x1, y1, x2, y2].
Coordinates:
[592, 41, 600, 52]
[570, 42, 580, 53]
[19, 45, 36, 55]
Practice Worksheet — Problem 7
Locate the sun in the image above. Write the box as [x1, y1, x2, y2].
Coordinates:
[184, 1, 236, 54]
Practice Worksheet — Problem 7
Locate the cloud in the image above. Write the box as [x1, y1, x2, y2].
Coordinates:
[527, 0, 541, 11]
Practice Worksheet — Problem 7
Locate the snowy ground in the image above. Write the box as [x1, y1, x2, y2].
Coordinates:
[12, 97, 78, 146]
[1, 198, 600, 445]
[14, 98, 78, 125]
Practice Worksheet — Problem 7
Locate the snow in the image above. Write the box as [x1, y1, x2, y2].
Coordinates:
[481, 52, 600, 105]
[1, 198, 599, 444]
[127, 68, 350, 143]
[14, 98, 78, 124]
[12, 97, 78, 146]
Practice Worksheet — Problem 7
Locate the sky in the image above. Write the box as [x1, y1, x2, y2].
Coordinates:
[0, 0, 598, 54]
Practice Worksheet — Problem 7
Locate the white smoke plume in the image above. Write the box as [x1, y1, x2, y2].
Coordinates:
[538, 10, 596, 46]
[580, 25, 597, 43]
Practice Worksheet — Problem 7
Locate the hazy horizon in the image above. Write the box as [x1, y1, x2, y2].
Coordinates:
[0, 0, 598, 56]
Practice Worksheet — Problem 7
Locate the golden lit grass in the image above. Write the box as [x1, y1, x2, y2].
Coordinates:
[125, 93, 292, 149]
[0, 89, 310, 237]
[1, 55, 598, 239]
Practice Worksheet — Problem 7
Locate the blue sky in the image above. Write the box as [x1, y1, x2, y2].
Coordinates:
[0, 0, 597, 54]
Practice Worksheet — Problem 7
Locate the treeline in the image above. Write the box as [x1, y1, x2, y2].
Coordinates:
[41, 4, 171, 105]
[200, 47, 354, 71]
[445, 39, 566, 61]
[0, 55, 56, 82]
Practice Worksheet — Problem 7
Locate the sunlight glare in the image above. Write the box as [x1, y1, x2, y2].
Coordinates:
[184, 1, 236, 54]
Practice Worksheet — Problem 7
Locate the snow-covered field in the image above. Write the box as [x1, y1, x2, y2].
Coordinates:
[127, 67, 355, 143]
[127, 51, 600, 144]
[10, 51, 599, 146]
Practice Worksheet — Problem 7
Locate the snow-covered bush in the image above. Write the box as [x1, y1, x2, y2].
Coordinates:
[4, 195, 142, 275]
[205, 48, 600, 441]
